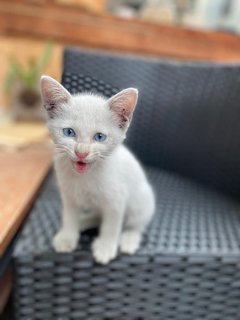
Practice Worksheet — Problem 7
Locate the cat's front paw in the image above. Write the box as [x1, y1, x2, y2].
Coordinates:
[92, 238, 117, 264]
[53, 229, 79, 253]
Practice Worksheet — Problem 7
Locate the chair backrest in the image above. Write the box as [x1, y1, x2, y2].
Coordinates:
[62, 47, 240, 196]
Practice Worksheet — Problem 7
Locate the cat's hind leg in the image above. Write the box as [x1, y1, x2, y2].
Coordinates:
[120, 229, 142, 254]
[120, 185, 155, 255]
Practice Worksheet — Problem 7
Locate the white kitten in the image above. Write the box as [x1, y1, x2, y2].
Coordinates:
[40, 75, 155, 264]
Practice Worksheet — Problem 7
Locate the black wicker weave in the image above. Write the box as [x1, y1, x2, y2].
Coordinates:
[13, 48, 240, 320]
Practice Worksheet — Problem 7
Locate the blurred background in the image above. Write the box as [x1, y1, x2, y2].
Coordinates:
[1, 0, 240, 118]
[2, 0, 240, 316]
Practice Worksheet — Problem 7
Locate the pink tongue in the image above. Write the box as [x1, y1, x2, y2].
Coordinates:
[75, 161, 88, 172]
[77, 162, 86, 169]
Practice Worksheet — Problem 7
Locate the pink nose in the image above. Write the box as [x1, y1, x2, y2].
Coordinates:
[76, 151, 89, 160]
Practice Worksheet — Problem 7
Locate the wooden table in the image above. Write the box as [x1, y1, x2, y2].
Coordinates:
[0, 147, 53, 313]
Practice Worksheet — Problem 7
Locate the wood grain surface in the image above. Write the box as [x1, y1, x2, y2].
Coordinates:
[0, 147, 53, 256]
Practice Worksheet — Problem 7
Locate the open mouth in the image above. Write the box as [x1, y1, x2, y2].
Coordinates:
[72, 160, 90, 173]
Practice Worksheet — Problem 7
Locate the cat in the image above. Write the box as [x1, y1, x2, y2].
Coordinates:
[40, 75, 155, 264]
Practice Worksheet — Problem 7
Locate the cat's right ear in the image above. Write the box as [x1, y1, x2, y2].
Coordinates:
[40, 75, 71, 118]
[108, 88, 138, 129]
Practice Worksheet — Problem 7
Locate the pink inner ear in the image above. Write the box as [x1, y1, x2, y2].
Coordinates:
[109, 88, 138, 128]
[41, 76, 71, 109]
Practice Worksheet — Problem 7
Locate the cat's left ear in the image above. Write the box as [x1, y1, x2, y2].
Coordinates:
[108, 88, 138, 129]
[40, 75, 71, 118]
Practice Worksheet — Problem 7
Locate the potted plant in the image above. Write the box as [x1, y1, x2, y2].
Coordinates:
[5, 42, 53, 121]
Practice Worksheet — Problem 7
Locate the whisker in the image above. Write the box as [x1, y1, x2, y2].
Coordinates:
[54, 144, 75, 157]
[87, 152, 100, 160]
[101, 151, 112, 157]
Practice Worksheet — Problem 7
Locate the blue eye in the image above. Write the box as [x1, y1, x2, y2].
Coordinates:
[94, 133, 107, 142]
[63, 128, 76, 137]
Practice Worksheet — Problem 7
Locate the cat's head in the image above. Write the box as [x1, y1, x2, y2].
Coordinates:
[40, 75, 138, 174]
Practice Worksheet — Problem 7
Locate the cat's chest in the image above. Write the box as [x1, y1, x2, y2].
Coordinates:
[67, 174, 106, 206]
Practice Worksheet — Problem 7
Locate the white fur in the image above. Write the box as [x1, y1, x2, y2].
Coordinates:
[41, 76, 155, 264]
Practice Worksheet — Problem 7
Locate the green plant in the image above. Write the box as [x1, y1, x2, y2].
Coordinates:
[5, 41, 53, 93]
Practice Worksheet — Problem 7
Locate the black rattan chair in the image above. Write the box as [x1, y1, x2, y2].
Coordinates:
[13, 48, 240, 320]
